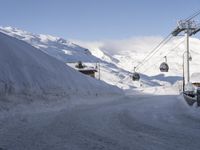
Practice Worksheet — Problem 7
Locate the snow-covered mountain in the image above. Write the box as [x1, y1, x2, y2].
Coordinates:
[0, 27, 98, 63]
[75, 36, 200, 89]
[109, 37, 200, 77]
[75, 36, 200, 76]
[0, 27, 143, 89]
[0, 31, 121, 100]
[2, 26, 198, 90]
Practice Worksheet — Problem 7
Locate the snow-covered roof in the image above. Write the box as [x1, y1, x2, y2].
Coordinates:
[67, 63, 97, 71]
[191, 72, 200, 83]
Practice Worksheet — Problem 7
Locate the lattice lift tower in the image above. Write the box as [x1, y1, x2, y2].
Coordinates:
[172, 19, 200, 87]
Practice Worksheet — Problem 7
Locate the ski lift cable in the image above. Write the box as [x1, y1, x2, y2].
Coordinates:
[135, 34, 172, 69]
[163, 40, 184, 56]
[135, 10, 200, 73]
[158, 39, 185, 61]
[136, 35, 173, 71]
[185, 9, 200, 21]
[135, 33, 173, 71]
[138, 36, 173, 68]
[141, 40, 184, 73]
[142, 40, 184, 74]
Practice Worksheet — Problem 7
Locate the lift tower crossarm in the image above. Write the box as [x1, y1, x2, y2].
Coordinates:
[172, 20, 200, 85]
[171, 26, 184, 36]
[189, 27, 200, 36]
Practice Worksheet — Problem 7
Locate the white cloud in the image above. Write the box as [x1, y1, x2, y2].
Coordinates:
[71, 36, 164, 56]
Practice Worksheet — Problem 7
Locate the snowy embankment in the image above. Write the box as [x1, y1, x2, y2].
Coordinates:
[0, 26, 165, 89]
[0, 87, 200, 150]
[0, 31, 122, 110]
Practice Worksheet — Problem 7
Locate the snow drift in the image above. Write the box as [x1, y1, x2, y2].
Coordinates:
[0, 32, 121, 98]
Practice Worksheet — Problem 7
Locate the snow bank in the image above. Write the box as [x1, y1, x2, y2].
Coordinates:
[0, 32, 122, 100]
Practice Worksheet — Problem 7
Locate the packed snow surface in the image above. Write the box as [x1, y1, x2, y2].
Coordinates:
[0, 87, 200, 150]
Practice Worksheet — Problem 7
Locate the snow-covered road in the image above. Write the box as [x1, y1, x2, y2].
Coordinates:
[1, 92, 200, 150]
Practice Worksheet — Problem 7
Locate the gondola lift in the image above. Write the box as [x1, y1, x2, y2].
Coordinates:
[132, 67, 140, 81]
[159, 56, 169, 72]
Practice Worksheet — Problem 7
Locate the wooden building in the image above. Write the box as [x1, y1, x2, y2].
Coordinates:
[78, 69, 97, 78]
[75, 61, 97, 78]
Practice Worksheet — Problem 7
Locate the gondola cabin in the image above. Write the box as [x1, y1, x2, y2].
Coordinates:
[160, 62, 169, 72]
[132, 67, 140, 81]
[132, 72, 140, 81]
[160, 56, 169, 72]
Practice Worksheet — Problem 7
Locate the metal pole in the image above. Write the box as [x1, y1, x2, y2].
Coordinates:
[197, 88, 200, 107]
[98, 62, 100, 80]
[185, 29, 190, 84]
[182, 52, 185, 92]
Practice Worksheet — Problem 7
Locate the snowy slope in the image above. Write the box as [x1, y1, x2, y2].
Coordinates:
[0, 27, 166, 90]
[0, 27, 97, 62]
[0, 31, 121, 99]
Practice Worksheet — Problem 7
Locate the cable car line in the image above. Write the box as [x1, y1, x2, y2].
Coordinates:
[138, 36, 173, 71]
[141, 40, 184, 74]
[136, 35, 173, 72]
[185, 9, 200, 21]
[136, 10, 200, 74]
[135, 34, 173, 71]
[135, 33, 172, 69]
[160, 56, 169, 72]
[131, 11, 200, 82]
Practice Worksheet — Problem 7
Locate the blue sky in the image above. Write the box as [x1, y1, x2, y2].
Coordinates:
[0, 0, 200, 40]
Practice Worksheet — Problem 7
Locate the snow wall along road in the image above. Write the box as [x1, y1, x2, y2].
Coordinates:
[0, 32, 121, 99]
